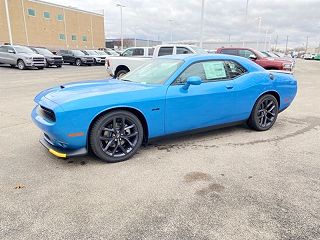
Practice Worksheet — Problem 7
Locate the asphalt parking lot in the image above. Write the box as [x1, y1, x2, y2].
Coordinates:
[1, 60, 320, 240]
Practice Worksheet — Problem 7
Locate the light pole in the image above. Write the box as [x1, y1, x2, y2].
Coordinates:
[168, 19, 174, 43]
[199, 0, 205, 48]
[305, 36, 309, 53]
[4, 0, 13, 44]
[264, 27, 269, 51]
[116, 3, 125, 50]
[256, 17, 262, 50]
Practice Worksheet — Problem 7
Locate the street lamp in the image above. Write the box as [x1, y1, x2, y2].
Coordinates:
[199, 0, 205, 48]
[168, 19, 174, 43]
[116, 3, 125, 50]
[256, 17, 262, 50]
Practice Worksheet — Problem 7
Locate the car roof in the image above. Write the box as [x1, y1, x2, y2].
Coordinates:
[160, 54, 265, 72]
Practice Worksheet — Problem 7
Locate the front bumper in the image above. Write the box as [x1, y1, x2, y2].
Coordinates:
[40, 137, 87, 158]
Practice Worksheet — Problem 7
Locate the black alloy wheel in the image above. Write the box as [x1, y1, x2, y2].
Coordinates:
[90, 110, 143, 162]
[75, 59, 82, 66]
[248, 94, 279, 131]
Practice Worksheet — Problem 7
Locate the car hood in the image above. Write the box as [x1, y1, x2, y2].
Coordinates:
[35, 79, 159, 106]
[19, 53, 44, 58]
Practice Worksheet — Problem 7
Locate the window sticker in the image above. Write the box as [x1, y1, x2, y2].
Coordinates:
[203, 61, 226, 79]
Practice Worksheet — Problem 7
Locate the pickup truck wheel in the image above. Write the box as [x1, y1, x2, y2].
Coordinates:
[116, 69, 129, 78]
[75, 59, 82, 66]
[90, 110, 144, 163]
[17, 60, 26, 70]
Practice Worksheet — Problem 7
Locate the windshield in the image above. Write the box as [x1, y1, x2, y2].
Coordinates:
[95, 50, 107, 55]
[72, 50, 85, 56]
[106, 49, 120, 56]
[121, 59, 183, 84]
[35, 48, 53, 55]
[190, 46, 207, 54]
[14, 46, 34, 54]
[266, 52, 279, 58]
[85, 50, 98, 55]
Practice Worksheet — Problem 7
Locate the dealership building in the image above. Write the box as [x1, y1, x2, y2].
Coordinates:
[0, 0, 105, 49]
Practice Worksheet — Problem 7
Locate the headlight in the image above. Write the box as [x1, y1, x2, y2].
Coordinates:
[81, 58, 86, 61]
[25, 57, 32, 60]
[283, 63, 292, 68]
[48, 57, 54, 60]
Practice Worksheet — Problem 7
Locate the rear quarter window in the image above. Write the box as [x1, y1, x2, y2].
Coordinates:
[220, 49, 238, 55]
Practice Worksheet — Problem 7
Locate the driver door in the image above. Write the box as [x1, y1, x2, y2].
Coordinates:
[165, 60, 239, 134]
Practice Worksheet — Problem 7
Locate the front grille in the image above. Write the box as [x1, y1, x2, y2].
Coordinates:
[33, 57, 45, 62]
[40, 106, 56, 122]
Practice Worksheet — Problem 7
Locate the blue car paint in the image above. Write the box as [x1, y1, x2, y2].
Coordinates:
[31, 54, 297, 153]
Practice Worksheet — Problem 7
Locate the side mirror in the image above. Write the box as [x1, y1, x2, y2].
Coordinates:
[8, 49, 15, 54]
[249, 54, 257, 60]
[182, 76, 202, 90]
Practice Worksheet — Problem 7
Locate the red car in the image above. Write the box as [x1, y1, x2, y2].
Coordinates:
[216, 47, 293, 71]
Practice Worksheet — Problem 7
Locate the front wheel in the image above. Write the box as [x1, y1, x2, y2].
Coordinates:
[248, 94, 279, 131]
[116, 69, 129, 78]
[75, 59, 82, 66]
[17, 60, 25, 70]
[90, 110, 144, 163]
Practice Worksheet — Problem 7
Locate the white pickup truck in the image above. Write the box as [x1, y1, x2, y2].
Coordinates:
[105, 44, 207, 78]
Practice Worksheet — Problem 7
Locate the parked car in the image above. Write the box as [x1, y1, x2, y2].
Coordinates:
[105, 44, 207, 78]
[30, 47, 63, 68]
[303, 53, 315, 60]
[216, 47, 294, 71]
[0, 45, 45, 70]
[314, 54, 320, 60]
[57, 50, 94, 66]
[81, 50, 105, 65]
[98, 48, 120, 56]
[120, 47, 155, 57]
[32, 54, 297, 163]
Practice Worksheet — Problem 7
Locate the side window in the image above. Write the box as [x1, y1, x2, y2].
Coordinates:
[132, 48, 144, 56]
[175, 61, 228, 84]
[175, 62, 206, 84]
[176, 47, 193, 54]
[220, 49, 238, 55]
[148, 48, 154, 56]
[224, 61, 247, 78]
[158, 47, 173, 56]
[239, 50, 255, 58]
[122, 49, 133, 56]
[0, 46, 8, 52]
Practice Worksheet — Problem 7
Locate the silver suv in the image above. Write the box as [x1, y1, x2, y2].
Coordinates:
[0, 45, 45, 70]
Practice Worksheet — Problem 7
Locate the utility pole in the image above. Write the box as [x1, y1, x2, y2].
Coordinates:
[305, 36, 309, 53]
[264, 27, 269, 51]
[285, 35, 289, 54]
[228, 34, 231, 46]
[199, 0, 205, 48]
[116, 3, 125, 50]
[4, 0, 13, 44]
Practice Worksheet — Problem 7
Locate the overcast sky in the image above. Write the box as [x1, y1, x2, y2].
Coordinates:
[46, 0, 320, 48]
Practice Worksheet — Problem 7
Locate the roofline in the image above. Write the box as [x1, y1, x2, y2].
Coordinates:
[28, 0, 104, 17]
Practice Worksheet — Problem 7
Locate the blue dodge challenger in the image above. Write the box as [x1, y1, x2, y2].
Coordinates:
[32, 54, 297, 162]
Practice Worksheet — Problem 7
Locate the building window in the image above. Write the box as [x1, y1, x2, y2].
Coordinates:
[57, 14, 64, 21]
[28, 8, 36, 16]
[59, 34, 65, 40]
[82, 35, 87, 42]
[43, 11, 50, 19]
[71, 35, 77, 41]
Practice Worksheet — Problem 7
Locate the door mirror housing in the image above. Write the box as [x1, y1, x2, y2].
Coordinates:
[249, 54, 257, 60]
[182, 76, 202, 90]
[8, 49, 15, 54]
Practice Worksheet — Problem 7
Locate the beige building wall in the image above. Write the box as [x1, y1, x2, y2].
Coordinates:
[0, 0, 105, 49]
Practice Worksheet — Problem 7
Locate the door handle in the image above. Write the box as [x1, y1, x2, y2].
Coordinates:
[226, 85, 234, 89]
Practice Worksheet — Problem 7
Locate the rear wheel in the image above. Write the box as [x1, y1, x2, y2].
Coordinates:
[90, 110, 143, 163]
[17, 60, 25, 70]
[248, 94, 279, 131]
[116, 69, 129, 78]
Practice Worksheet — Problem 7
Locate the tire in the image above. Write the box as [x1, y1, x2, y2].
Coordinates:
[38, 67, 44, 70]
[56, 65, 62, 68]
[45, 61, 49, 68]
[248, 94, 279, 131]
[93, 59, 97, 65]
[75, 59, 82, 66]
[90, 110, 144, 163]
[17, 60, 26, 70]
[116, 69, 129, 78]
